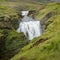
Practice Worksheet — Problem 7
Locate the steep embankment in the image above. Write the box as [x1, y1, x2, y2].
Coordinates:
[0, 4, 28, 60]
[0, 1, 44, 60]
[11, 3, 60, 60]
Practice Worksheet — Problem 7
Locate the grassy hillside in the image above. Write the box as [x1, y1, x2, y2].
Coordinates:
[0, 1, 60, 60]
[0, 0, 6, 1]
[11, 3, 60, 60]
[0, 1, 44, 60]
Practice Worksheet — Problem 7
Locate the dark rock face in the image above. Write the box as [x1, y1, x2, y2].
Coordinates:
[40, 12, 52, 31]
[41, 12, 52, 25]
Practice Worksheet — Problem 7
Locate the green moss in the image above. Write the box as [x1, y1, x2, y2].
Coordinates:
[0, 2, 43, 59]
[0, 30, 29, 60]
[11, 3, 60, 60]
[0, 5, 17, 16]
[36, 3, 59, 20]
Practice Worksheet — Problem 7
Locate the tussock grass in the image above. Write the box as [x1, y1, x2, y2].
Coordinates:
[11, 3, 60, 60]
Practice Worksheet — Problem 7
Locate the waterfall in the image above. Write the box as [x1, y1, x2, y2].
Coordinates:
[17, 11, 42, 40]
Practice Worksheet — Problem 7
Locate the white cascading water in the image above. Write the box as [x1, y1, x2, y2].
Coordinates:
[17, 11, 42, 40]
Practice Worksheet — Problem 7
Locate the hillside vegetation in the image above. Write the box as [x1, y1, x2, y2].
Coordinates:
[0, 0, 60, 60]
[11, 3, 60, 60]
[0, 1, 44, 60]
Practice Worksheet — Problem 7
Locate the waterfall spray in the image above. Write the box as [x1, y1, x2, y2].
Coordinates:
[17, 11, 42, 40]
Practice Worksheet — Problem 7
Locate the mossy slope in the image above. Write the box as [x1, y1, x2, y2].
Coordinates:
[11, 3, 60, 60]
[0, 2, 31, 60]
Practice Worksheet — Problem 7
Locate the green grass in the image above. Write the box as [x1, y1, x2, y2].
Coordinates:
[36, 3, 59, 20]
[0, 1, 44, 17]
[0, 0, 6, 1]
[11, 3, 60, 60]
[0, 5, 17, 16]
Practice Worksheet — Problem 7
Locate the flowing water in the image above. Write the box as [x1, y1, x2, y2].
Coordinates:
[17, 11, 42, 40]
